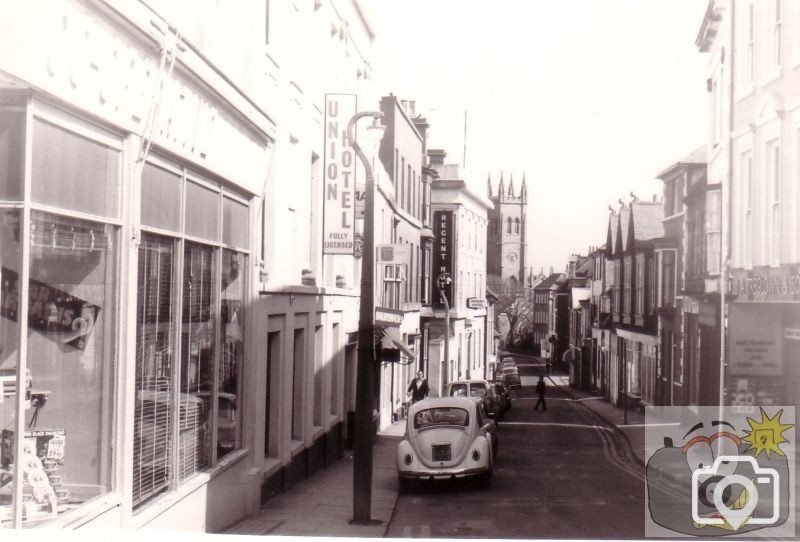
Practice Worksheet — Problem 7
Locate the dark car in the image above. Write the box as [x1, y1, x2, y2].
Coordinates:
[490, 380, 512, 413]
[447, 380, 503, 420]
[501, 366, 522, 390]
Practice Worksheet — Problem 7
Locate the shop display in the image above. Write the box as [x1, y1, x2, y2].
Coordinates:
[0, 428, 69, 524]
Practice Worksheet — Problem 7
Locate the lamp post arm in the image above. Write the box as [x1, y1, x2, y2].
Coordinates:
[347, 111, 383, 182]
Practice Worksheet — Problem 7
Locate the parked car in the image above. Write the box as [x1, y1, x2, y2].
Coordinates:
[446, 379, 502, 419]
[397, 396, 496, 491]
[489, 380, 512, 413]
[501, 366, 522, 390]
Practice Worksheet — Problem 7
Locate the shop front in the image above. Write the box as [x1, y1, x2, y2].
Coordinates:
[0, 54, 270, 533]
[727, 268, 800, 407]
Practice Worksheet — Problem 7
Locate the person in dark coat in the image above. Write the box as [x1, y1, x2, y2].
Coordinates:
[534, 375, 547, 411]
[408, 371, 429, 404]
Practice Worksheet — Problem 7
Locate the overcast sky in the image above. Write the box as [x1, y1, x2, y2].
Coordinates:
[371, 0, 709, 276]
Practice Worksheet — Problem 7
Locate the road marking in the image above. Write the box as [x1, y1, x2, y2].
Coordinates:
[514, 397, 603, 402]
[618, 422, 680, 428]
[497, 421, 615, 431]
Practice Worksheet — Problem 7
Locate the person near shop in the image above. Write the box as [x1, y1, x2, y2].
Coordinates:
[534, 375, 547, 411]
[407, 371, 429, 404]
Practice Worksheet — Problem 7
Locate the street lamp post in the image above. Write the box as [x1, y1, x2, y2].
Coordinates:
[348, 110, 384, 525]
[437, 273, 452, 397]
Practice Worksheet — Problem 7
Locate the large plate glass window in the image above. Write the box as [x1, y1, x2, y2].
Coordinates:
[134, 156, 250, 509]
[24, 211, 118, 521]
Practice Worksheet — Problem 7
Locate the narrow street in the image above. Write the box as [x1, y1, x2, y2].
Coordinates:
[387, 356, 646, 539]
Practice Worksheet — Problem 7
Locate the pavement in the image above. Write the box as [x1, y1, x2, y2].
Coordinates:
[222, 426, 405, 538]
[221, 354, 647, 538]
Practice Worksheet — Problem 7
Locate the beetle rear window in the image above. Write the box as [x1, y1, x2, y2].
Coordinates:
[414, 407, 469, 429]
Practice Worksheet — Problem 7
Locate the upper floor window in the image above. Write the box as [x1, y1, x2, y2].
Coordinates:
[514, 217, 520, 234]
[635, 254, 645, 316]
[659, 250, 676, 308]
[742, 152, 754, 267]
[706, 190, 721, 274]
[507, 217, 512, 234]
[770, 0, 782, 67]
[746, 2, 755, 82]
[623, 257, 632, 315]
[767, 140, 780, 265]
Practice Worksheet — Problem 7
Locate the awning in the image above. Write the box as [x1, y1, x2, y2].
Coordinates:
[571, 287, 591, 309]
[380, 327, 416, 360]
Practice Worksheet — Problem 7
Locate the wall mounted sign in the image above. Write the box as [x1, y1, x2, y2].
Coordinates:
[728, 268, 800, 301]
[728, 305, 781, 377]
[466, 297, 486, 309]
[433, 210, 455, 306]
[323, 93, 357, 254]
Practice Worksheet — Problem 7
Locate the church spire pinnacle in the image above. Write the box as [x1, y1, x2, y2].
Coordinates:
[497, 171, 505, 200]
[508, 173, 515, 197]
[487, 173, 493, 198]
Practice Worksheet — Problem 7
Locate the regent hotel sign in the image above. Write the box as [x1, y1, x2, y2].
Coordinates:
[433, 210, 455, 306]
[323, 94, 357, 254]
[728, 267, 800, 301]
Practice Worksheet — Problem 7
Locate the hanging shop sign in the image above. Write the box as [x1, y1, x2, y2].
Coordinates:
[375, 307, 403, 328]
[323, 93, 357, 254]
[433, 210, 455, 306]
[728, 268, 800, 301]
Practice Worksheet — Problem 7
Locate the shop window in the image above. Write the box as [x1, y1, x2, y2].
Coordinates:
[0, 209, 21, 524]
[0, 111, 25, 200]
[179, 242, 215, 478]
[219, 250, 245, 459]
[185, 180, 220, 242]
[31, 119, 120, 219]
[2, 211, 118, 523]
[134, 235, 176, 507]
[141, 163, 181, 232]
[223, 196, 249, 248]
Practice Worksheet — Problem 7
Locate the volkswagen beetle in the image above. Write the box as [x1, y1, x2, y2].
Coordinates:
[397, 396, 496, 491]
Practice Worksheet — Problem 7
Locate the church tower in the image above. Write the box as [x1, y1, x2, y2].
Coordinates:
[486, 171, 528, 294]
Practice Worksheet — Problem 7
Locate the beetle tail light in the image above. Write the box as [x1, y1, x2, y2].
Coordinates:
[404, 453, 413, 466]
[472, 449, 480, 462]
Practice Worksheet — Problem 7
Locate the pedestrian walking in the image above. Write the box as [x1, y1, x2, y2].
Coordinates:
[534, 375, 547, 411]
[407, 370, 429, 404]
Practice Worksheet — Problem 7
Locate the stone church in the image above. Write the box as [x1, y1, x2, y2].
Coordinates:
[486, 172, 528, 294]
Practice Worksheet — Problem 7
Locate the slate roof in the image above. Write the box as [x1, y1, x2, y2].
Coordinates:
[630, 201, 664, 242]
[656, 144, 707, 179]
[534, 273, 562, 291]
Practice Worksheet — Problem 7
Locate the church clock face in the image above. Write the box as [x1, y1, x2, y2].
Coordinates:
[507, 252, 518, 263]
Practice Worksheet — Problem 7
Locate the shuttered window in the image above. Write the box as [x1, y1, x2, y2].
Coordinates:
[134, 235, 176, 506]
